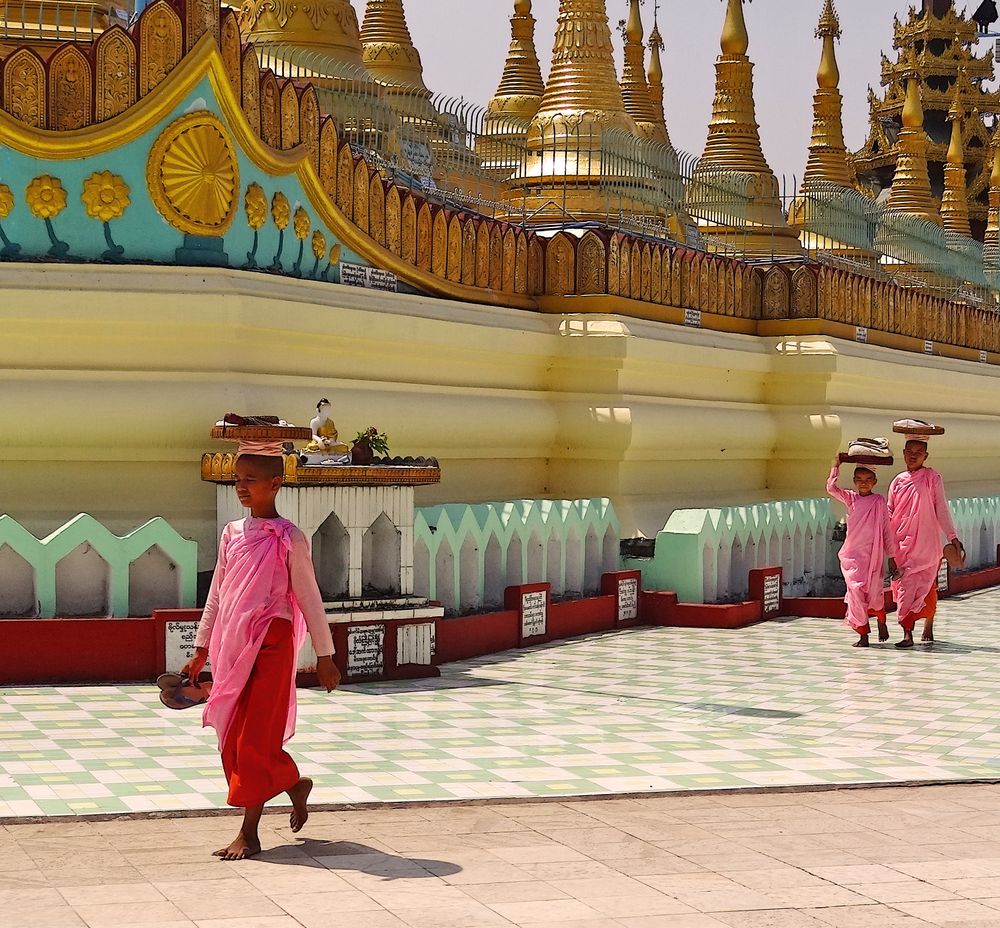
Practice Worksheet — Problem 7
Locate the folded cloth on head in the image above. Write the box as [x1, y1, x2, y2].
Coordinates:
[237, 440, 287, 457]
[893, 418, 945, 437]
[848, 437, 892, 459]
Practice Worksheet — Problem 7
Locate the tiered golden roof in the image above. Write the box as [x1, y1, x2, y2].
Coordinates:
[479, 0, 545, 168]
[620, 0, 667, 147]
[852, 0, 998, 237]
[508, 0, 640, 221]
[940, 81, 972, 237]
[689, 0, 801, 256]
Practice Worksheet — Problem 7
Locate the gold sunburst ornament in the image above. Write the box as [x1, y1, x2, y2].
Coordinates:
[147, 113, 239, 236]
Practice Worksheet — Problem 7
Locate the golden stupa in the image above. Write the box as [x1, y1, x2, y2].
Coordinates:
[884, 52, 941, 225]
[506, 0, 641, 221]
[985, 128, 1000, 275]
[619, 0, 668, 147]
[478, 0, 546, 173]
[940, 80, 972, 238]
[240, 0, 367, 68]
[646, 15, 672, 151]
[687, 0, 801, 257]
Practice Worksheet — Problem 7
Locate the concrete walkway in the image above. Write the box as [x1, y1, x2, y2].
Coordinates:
[6, 783, 1000, 927]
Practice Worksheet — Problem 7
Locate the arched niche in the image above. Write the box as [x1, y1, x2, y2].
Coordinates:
[55, 543, 109, 617]
[0, 544, 36, 616]
[313, 512, 349, 601]
[128, 544, 179, 617]
[362, 513, 401, 597]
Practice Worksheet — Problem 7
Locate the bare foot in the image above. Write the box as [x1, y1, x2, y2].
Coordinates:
[921, 619, 934, 643]
[877, 621, 889, 643]
[853, 634, 869, 648]
[213, 832, 261, 861]
[287, 777, 313, 833]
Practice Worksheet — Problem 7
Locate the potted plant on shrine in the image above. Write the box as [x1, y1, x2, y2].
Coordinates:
[351, 426, 390, 465]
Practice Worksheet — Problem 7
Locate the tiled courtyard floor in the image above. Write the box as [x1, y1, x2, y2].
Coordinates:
[7, 784, 1000, 927]
[3, 588, 1000, 819]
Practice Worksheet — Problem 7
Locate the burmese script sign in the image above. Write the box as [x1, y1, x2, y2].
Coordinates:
[618, 577, 639, 622]
[348, 624, 385, 676]
[937, 558, 949, 593]
[521, 590, 547, 639]
[165, 621, 210, 674]
[762, 573, 781, 616]
[340, 262, 399, 293]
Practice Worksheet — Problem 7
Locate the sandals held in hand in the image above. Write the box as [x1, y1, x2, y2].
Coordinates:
[156, 671, 212, 710]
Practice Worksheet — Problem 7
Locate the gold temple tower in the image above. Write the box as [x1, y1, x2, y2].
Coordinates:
[619, 0, 668, 147]
[852, 0, 1000, 238]
[884, 52, 940, 225]
[506, 0, 641, 221]
[478, 0, 546, 172]
[240, 0, 367, 69]
[986, 128, 1000, 275]
[940, 80, 973, 237]
[687, 0, 801, 257]
[646, 14, 672, 150]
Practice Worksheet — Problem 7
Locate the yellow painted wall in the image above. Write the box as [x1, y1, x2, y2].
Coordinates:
[3, 264, 1000, 567]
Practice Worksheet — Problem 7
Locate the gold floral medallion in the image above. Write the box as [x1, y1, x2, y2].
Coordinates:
[26, 175, 67, 219]
[293, 206, 310, 240]
[81, 172, 131, 223]
[147, 113, 239, 236]
[0, 183, 13, 220]
[311, 230, 327, 260]
[244, 182, 267, 230]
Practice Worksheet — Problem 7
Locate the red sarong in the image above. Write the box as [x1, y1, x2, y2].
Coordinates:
[221, 618, 300, 808]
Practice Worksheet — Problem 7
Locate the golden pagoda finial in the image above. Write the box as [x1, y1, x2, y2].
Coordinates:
[886, 49, 940, 224]
[240, 0, 366, 68]
[721, 0, 749, 56]
[361, 0, 428, 91]
[508, 0, 641, 220]
[479, 0, 546, 169]
[689, 0, 800, 256]
[941, 75, 972, 236]
[620, 0, 669, 145]
[816, 0, 841, 90]
[646, 1, 672, 146]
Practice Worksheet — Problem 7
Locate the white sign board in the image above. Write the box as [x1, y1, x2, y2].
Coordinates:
[347, 624, 385, 676]
[521, 590, 547, 639]
[762, 573, 782, 616]
[340, 262, 398, 292]
[937, 558, 949, 593]
[165, 621, 210, 675]
[618, 577, 639, 622]
[924, 340, 934, 356]
[684, 308, 702, 328]
[981, 350, 989, 364]
[855, 326, 868, 344]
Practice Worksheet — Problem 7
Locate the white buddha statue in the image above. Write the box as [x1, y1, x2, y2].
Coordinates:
[300, 398, 351, 465]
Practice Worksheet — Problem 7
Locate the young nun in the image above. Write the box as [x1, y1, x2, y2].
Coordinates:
[827, 459, 899, 647]
[888, 429, 964, 649]
[182, 441, 340, 859]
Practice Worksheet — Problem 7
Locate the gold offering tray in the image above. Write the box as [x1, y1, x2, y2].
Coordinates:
[201, 453, 440, 487]
[211, 425, 313, 442]
[892, 424, 945, 436]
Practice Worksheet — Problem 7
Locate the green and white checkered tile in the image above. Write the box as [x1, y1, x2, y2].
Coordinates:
[2, 588, 1000, 819]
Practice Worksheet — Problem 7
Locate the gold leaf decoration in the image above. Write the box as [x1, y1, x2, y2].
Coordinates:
[81, 171, 131, 222]
[293, 206, 310, 240]
[245, 182, 267, 230]
[0, 183, 13, 220]
[147, 113, 239, 236]
[312, 230, 327, 260]
[26, 175, 66, 219]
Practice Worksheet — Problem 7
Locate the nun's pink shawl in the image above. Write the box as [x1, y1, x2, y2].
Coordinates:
[200, 518, 306, 750]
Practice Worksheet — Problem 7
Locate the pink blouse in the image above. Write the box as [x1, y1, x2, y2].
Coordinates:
[195, 518, 335, 657]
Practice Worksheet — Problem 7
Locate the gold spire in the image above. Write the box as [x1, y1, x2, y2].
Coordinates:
[361, 0, 428, 91]
[508, 0, 641, 221]
[799, 0, 853, 191]
[940, 79, 972, 236]
[479, 0, 546, 170]
[886, 50, 941, 224]
[620, 0, 668, 145]
[984, 126, 1000, 271]
[646, 12, 672, 146]
[689, 0, 801, 256]
[240, 0, 366, 69]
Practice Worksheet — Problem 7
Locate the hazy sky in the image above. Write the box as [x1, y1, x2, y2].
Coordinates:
[398, 1, 997, 186]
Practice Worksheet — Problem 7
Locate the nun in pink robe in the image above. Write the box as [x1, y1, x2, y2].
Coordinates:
[888, 463, 959, 633]
[195, 517, 335, 808]
[827, 464, 897, 634]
